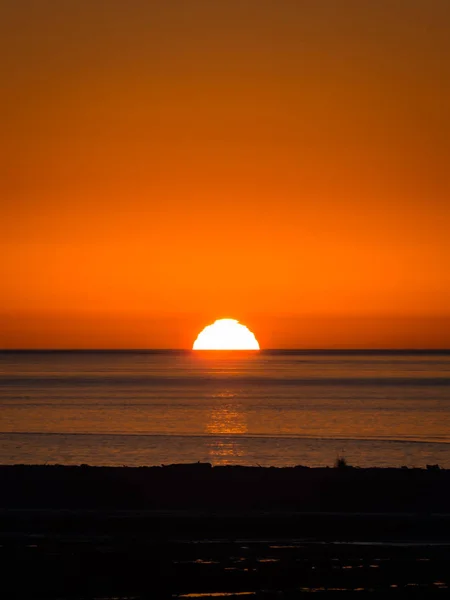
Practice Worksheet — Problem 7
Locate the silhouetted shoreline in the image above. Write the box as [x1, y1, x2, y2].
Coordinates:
[3, 464, 450, 597]
[2, 462, 449, 512]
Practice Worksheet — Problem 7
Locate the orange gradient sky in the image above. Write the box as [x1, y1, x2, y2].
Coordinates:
[1, 1, 449, 348]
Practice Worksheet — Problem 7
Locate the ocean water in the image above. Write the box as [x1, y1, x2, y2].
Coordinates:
[1, 350, 450, 468]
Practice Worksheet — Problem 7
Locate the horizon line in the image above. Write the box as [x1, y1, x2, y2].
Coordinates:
[1, 348, 450, 353]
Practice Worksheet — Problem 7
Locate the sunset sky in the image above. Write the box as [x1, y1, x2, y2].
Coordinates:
[1, 0, 449, 348]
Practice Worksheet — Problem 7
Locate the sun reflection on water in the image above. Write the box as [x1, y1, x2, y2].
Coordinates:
[206, 393, 247, 464]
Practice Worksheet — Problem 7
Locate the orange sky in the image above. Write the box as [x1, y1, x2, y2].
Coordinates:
[1, 1, 449, 348]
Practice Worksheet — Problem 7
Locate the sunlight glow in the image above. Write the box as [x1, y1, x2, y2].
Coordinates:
[193, 319, 260, 350]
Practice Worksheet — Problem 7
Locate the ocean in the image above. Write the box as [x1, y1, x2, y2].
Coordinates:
[1, 350, 449, 468]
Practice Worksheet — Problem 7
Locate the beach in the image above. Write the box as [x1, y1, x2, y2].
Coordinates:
[2, 464, 450, 597]
[2, 351, 450, 595]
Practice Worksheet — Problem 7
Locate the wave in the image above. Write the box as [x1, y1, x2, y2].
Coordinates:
[1, 430, 450, 446]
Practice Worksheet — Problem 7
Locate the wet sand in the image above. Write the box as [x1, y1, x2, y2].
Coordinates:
[2, 464, 450, 597]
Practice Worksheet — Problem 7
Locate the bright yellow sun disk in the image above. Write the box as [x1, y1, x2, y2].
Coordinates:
[193, 319, 260, 350]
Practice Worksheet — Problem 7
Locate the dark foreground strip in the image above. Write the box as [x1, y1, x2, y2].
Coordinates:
[2, 511, 450, 598]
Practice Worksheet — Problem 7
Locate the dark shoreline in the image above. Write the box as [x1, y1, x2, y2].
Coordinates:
[4, 463, 450, 541]
[2, 463, 449, 512]
[3, 464, 450, 597]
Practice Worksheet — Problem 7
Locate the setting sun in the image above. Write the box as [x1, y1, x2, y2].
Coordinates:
[193, 319, 260, 350]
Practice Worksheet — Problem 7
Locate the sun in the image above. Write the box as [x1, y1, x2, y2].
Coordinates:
[193, 319, 260, 350]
